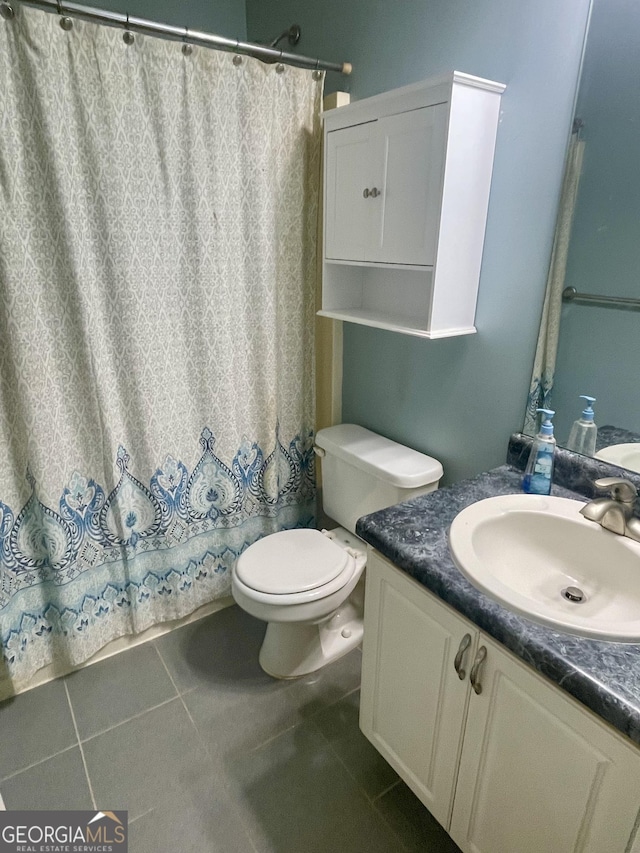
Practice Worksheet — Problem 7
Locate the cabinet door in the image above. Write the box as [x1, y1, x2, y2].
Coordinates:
[373, 104, 447, 265]
[324, 121, 381, 262]
[450, 635, 640, 853]
[360, 551, 477, 829]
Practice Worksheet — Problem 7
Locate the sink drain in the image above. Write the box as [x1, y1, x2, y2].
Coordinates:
[562, 586, 585, 603]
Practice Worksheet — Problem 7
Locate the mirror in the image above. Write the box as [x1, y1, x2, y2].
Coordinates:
[523, 0, 640, 472]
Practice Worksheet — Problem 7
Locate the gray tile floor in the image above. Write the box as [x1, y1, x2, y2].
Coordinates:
[0, 605, 461, 852]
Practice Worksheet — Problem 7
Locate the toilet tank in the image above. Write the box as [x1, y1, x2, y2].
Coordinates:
[315, 424, 444, 535]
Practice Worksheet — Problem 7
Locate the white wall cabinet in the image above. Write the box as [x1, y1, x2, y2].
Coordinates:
[325, 105, 447, 266]
[319, 72, 505, 339]
[360, 550, 640, 853]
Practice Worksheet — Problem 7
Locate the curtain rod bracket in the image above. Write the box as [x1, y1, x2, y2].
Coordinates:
[269, 23, 300, 50]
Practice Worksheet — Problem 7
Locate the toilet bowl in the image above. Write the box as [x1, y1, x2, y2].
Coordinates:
[232, 424, 443, 678]
[232, 527, 367, 678]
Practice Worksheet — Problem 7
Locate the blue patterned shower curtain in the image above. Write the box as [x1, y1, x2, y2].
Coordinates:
[0, 7, 321, 690]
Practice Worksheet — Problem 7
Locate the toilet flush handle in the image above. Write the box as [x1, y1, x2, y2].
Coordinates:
[313, 445, 326, 457]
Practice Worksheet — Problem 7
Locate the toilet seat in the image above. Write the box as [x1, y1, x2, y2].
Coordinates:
[234, 528, 357, 604]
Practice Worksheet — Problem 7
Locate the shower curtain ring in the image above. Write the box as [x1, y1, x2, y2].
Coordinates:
[182, 27, 193, 56]
[57, 0, 72, 29]
[312, 58, 322, 81]
[0, 1, 15, 20]
[232, 39, 242, 65]
[123, 13, 134, 44]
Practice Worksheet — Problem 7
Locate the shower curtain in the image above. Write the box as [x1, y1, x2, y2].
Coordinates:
[524, 135, 584, 433]
[0, 6, 322, 689]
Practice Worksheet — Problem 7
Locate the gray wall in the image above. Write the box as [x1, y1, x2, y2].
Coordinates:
[80, 0, 246, 39]
[247, 0, 591, 484]
[551, 0, 640, 442]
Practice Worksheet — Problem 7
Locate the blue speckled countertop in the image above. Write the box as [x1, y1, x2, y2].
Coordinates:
[596, 424, 640, 452]
[356, 445, 640, 747]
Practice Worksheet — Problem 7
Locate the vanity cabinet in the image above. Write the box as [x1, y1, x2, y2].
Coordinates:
[319, 72, 505, 338]
[360, 550, 640, 853]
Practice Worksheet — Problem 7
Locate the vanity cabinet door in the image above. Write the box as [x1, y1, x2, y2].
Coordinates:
[360, 550, 477, 830]
[450, 634, 640, 853]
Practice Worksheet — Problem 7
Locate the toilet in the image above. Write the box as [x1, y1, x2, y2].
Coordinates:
[231, 424, 443, 678]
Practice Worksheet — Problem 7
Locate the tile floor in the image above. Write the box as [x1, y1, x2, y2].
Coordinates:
[0, 604, 461, 852]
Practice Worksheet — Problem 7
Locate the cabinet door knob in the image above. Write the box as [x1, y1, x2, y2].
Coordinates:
[369, 187, 381, 198]
[470, 646, 487, 695]
[453, 633, 472, 680]
[363, 188, 370, 198]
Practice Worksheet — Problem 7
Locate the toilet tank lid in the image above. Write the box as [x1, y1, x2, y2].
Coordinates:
[315, 424, 443, 489]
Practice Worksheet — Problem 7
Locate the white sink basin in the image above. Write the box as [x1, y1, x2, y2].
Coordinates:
[595, 443, 640, 474]
[449, 494, 640, 642]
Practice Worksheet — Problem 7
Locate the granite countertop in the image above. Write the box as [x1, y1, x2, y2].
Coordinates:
[356, 463, 640, 746]
[596, 425, 640, 452]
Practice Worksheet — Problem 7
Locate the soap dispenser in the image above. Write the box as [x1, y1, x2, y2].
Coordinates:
[523, 408, 556, 495]
[566, 395, 597, 456]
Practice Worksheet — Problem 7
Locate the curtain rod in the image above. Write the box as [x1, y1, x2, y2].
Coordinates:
[3, 0, 353, 75]
[563, 287, 640, 311]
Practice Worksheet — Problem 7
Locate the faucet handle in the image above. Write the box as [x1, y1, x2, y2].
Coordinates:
[594, 477, 638, 503]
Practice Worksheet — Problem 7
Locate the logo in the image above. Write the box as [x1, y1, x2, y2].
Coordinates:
[0, 810, 128, 852]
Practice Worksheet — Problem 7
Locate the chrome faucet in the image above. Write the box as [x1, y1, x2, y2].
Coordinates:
[580, 477, 640, 543]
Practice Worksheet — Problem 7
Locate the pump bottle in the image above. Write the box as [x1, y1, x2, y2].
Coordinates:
[566, 395, 597, 456]
[523, 408, 556, 495]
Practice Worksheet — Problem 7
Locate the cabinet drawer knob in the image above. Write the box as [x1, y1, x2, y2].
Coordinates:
[453, 633, 472, 680]
[363, 188, 370, 198]
[369, 187, 381, 198]
[470, 646, 487, 695]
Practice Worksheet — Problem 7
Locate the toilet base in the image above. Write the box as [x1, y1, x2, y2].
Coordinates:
[258, 582, 364, 679]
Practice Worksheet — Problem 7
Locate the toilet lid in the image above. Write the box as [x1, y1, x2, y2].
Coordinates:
[235, 529, 351, 594]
